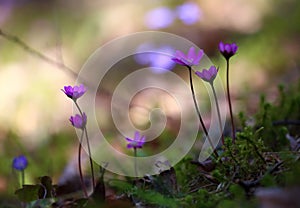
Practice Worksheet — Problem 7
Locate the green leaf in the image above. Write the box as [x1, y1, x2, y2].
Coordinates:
[15, 185, 40, 202]
[26, 198, 54, 208]
[38, 176, 54, 198]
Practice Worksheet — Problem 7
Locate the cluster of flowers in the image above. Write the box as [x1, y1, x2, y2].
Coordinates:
[12, 41, 237, 197]
[172, 42, 238, 80]
[171, 42, 238, 154]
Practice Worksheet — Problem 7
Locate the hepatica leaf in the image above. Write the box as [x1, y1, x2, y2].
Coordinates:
[38, 176, 55, 198]
[15, 185, 40, 202]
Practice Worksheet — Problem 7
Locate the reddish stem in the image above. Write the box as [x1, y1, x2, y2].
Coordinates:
[78, 132, 88, 197]
[75, 101, 95, 191]
[188, 66, 219, 159]
[211, 83, 225, 145]
[226, 60, 236, 143]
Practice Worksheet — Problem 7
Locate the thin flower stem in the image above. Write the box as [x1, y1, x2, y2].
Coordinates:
[79, 131, 88, 197]
[84, 127, 95, 189]
[134, 147, 138, 178]
[188, 67, 219, 159]
[74, 101, 84, 116]
[226, 60, 236, 143]
[21, 170, 25, 188]
[210, 83, 225, 145]
[74, 101, 96, 191]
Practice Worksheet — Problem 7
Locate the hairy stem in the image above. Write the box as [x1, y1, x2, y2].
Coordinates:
[21, 170, 25, 188]
[84, 127, 96, 190]
[211, 83, 225, 145]
[188, 67, 219, 158]
[134, 147, 138, 178]
[78, 131, 88, 197]
[226, 60, 236, 143]
[75, 101, 95, 191]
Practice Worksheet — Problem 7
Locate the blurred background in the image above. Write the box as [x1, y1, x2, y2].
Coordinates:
[0, 0, 299, 196]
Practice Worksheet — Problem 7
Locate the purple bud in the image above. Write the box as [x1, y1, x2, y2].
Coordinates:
[219, 41, 238, 60]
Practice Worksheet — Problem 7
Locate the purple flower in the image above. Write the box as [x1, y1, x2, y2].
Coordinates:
[172, 47, 204, 67]
[69, 113, 87, 129]
[126, 131, 146, 149]
[145, 7, 175, 29]
[134, 44, 176, 73]
[219, 42, 238, 60]
[176, 2, 202, 25]
[62, 84, 86, 101]
[12, 155, 28, 171]
[195, 66, 219, 84]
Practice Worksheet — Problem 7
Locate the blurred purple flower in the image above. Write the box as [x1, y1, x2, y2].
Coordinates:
[219, 42, 238, 60]
[176, 2, 201, 25]
[69, 113, 87, 129]
[62, 84, 86, 101]
[134, 43, 153, 65]
[134, 44, 176, 73]
[145, 7, 175, 29]
[126, 131, 146, 149]
[195, 66, 218, 84]
[172, 47, 204, 67]
[12, 155, 28, 171]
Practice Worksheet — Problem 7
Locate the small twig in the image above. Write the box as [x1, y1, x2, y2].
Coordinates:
[272, 120, 300, 126]
[0, 28, 158, 117]
[0, 28, 78, 79]
[188, 183, 216, 194]
[239, 161, 284, 190]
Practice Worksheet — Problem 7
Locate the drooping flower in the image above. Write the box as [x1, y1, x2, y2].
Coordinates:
[195, 65, 219, 84]
[126, 131, 146, 149]
[218, 42, 238, 60]
[69, 113, 87, 129]
[172, 47, 204, 67]
[62, 84, 86, 101]
[12, 155, 28, 171]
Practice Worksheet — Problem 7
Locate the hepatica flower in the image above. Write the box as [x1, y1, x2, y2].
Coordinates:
[172, 47, 204, 67]
[126, 131, 146, 149]
[134, 43, 176, 73]
[176, 2, 202, 25]
[12, 155, 28, 171]
[219, 42, 238, 60]
[62, 84, 86, 101]
[69, 113, 87, 129]
[219, 41, 238, 142]
[196, 65, 224, 144]
[195, 65, 218, 84]
[145, 7, 175, 29]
